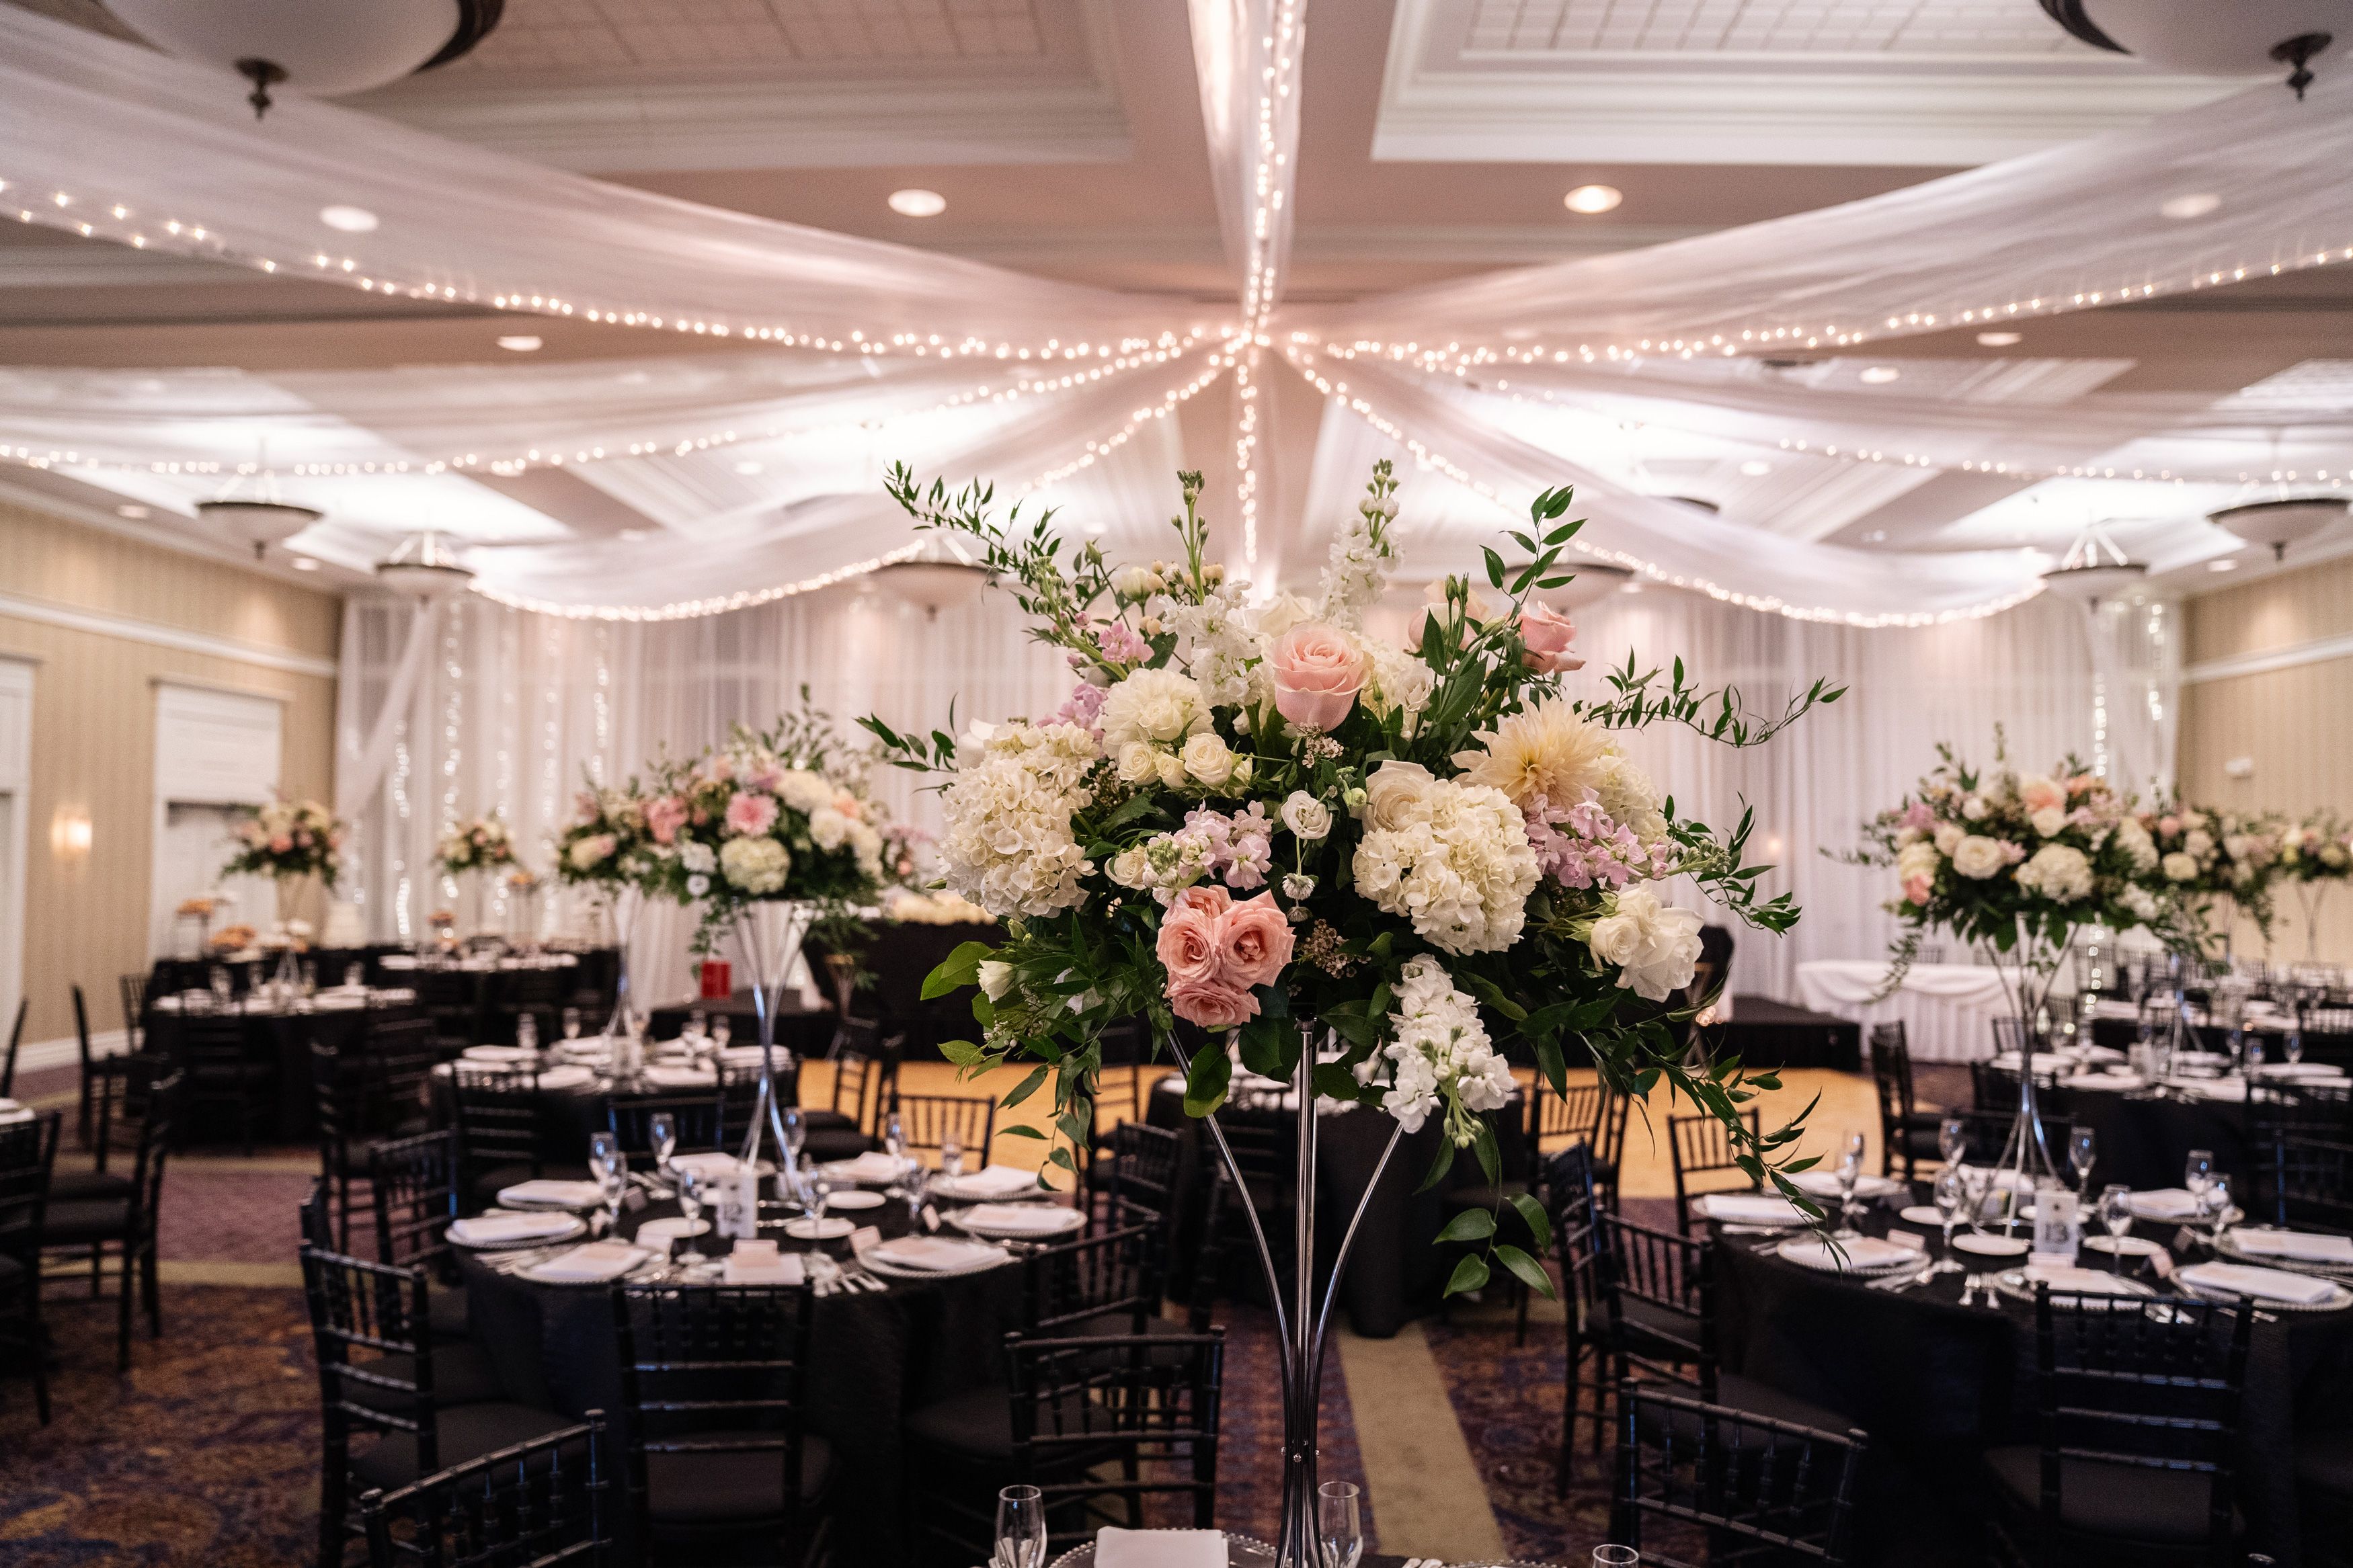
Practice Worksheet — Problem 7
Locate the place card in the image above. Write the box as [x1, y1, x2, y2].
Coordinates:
[1886, 1229, 1926, 1251]
[850, 1225, 883, 1255]
[920, 1204, 942, 1233]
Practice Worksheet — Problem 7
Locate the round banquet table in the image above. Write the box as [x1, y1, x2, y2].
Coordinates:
[457, 1186, 1025, 1564]
[645, 989, 837, 1056]
[2089, 1009, 2353, 1071]
[432, 1052, 830, 1165]
[1991, 1057, 2348, 1192]
[143, 987, 422, 1142]
[1710, 1191, 2353, 1566]
[1794, 959, 2018, 1063]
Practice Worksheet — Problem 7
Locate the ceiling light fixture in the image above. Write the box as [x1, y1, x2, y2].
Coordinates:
[496, 335, 543, 352]
[887, 189, 947, 218]
[106, 0, 504, 118]
[2039, 2, 2340, 97]
[2208, 556, 2241, 571]
[1739, 460, 1773, 477]
[2160, 193, 2223, 220]
[374, 530, 474, 600]
[2040, 521, 2147, 603]
[1563, 185, 1623, 215]
[290, 556, 319, 571]
[116, 503, 150, 519]
[1520, 560, 1632, 608]
[1859, 366, 1903, 384]
[319, 204, 378, 233]
[1976, 331, 2024, 347]
[873, 535, 989, 619]
[733, 460, 764, 476]
[2208, 494, 2350, 559]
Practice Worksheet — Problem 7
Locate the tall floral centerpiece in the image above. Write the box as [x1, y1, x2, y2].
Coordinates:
[555, 782, 659, 1037]
[1854, 743, 2194, 1188]
[223, 796, 344, 935]
[436, 813, 519, 938]
[866, 462, 1835, 1565]
[639, 702, 886, 1166]
[2278, 813, 2353, 962]
[2143, 800, 2283, 959]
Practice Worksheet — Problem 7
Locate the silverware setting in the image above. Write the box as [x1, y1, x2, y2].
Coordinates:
[1868, 1262, 1938, 1294]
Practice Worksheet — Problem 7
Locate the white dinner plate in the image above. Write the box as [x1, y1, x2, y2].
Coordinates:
[2081, 1235, 2163, 1257]
[1898, 1206, 1949, 1227]
[950, 1204, 1087, 1241]
[824, 1190, 884, 1210]
[782, 1216, 854, 1240]
[1950, 1233, 2032, 1258]
[1991, 1268, 2154, 1304]
[450, 1213, 587, 1249]
[633, 1216, 711, 1245]
[1050, 1535, 1276, 1568]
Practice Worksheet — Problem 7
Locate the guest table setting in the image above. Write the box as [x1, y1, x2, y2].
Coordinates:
[143, 978, 422, 1140]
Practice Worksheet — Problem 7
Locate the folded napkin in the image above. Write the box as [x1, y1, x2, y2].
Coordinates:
[2020, 1264, 2143, 1296]
[2077, 1044, 2128, 1063]
[1991, 1051, 2075, 1073]
[866, 1236, 1002, 1272]
[2125, 1188, 2203, 1221]
[723, 1253, 807, 1287]
[2230, 1229, 2353, 1265]
[1094, 1528, 1228, 1568]
[933, 1163, 1037, 1199]
[959, 1203, 1079, 1235]
[450, 1212, 580, 1246]
[1693, 1193, 1809, 1225]
[462, 1045, 536, 1063]
[497, 1179, 607, 1209]
[825, 1151, 907, 1184]
[529, 1243, 649, 1284]
[2178, 1261, 2340, 1305]
[641, 1064, 717, 1088]
[2065, 1073, 2146, 1092]
[535, 1065, 596, 1091]
[1780, 1236, 1917, 1272]
[2253, 1063, 2349, 1080]
[2176, 1078, 2249, 1102]
[1787, 1170, 1903, 1200]
[668, 1152, 758, 1181]
[0, 1099, 30, 1125]
[718, 1045, 775, 1067]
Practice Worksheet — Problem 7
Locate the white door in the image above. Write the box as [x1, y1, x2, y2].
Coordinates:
[150, 683, 283, 962]
[0, 658, 28, 1037]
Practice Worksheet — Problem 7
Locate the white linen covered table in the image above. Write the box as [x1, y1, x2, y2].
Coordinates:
[1794, 960, 2017, 1063]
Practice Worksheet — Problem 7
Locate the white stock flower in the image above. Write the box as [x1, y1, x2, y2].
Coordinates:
[2119, 884, 2159, 922]
[1933, 822, 1964, 856]
[1951, 835, 2007, 880]
[1099, 668, 1213, 749]
[1181, 731, 1236, 786]
[1593, 753, 1670, 845]
[1361, 956, 1506, 1141]
[2014, 843, 2092, 903]
[1280, 791, 1333, 841]
[938, 721, 1101, 917]
[719, 835, 791, 895]
[1352, 775, 1540, 955]
[2030, 806, 2068, 838]
[1586, 886, 1704, 1003]
[1151, 583, 1258, 707]
[2162, 851, 2200, 882]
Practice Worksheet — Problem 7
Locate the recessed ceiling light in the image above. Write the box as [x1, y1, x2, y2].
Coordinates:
[116, 503, 150, 519]
[1863, 529, 1888, 543]
[2208, 556, 2239, 572]
[319, 204, 378, 233]
[1859, 366, 1902, 384]
[1620, 579, 1644, 595]
[497, 335, 543, 352]
[2160, 193, 2221, 220]
[1563, 184, 1622, 215]
[619, 528, 653, 542]
[888, 188, 947, 218]
[733, 460, 764, 476]
[1976, 331, 2022, 347]
[1739, 459, 1773, 477]
[290, 556, 319, 571]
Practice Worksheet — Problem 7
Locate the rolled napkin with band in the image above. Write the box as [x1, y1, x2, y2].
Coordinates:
[1094, 1527, 1228, 1567]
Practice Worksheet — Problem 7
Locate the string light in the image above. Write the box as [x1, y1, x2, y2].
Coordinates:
[1283, 345, 2044, 628]
[1230, 0, 1306, 574]
[1017, 358, 1233, 493]
[3, 175, 1209, 363]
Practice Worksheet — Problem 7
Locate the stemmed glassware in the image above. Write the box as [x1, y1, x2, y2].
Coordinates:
[515, 1013, 539, 1059]
[2206, 1174, 2235, 1245]
[782, 1107, 806, 1174]
[1938, 1116, 1968, 1168]
[2185, 1147, 2216, 1229]
[562, 1005, 583, 1042]
[2098, 1183, 2134, 1273]
[939, 1128, 966, 1182]
[2285, 1017, 2306, 1069]
[993, 1485, 1045, 1568]
[1593, 1549, 1640, 1568]
[711, 1014, 732, 1049]
[1835, 1131, 1867, 1233]
[674, 1167, 705, 1260]
[649, 1112, 678, 1190]
[883, 1110, 908, 1176]
[1316, 1480, 1363, 1568]
[2065, 1127, 2096, 1198]
[1930, 1163, 1968, 1274]
[590, 1131, 627, 1237]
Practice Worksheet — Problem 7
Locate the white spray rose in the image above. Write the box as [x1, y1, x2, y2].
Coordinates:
[978, 960, 1014, 1001]
[1181, 732, 1235, 786]
[2162, 851, 2200, 882]
[1933, 822, 1964, 856]
[1280, 791, 1333, 841]
[1950, 835, 2007, 880]
[1961, 795, 1987, 821]
[1585, 886, 1705, 1003]
[2030, 806, 2067, 838]
[1111, 565, 1160, 600]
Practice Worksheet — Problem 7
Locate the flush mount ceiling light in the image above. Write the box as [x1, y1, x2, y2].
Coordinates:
[1977, 331, 2024, 347]
[733, 460, 764, 475]
[887, 188, 947, 218]
[1563, 184, 1623, 215]
[2040, 521, 2147, 604]
[374, 530, 475, 600]
[2040, 1, 2348, 97]
[873, 536, 988, 618]
[116, 503, 150, 519]
[2208, 556, 2241, 571]
[107, 0, 505, 117]
[1739, 459, 1774, 477]
[2159, 192, 2223, 220]
[2208, 495, 2350, 560]
[496, 334, 542, 352]
[197, 498, 322, 558]
[1859, 365, 1903, 384]
[318, 204, 378, 233]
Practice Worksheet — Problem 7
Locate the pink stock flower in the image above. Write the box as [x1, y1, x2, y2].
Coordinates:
[1899, 801, 1935, 833]
[723, 791, 779, 837]
[743, 759, 786, 792]
[1095, 620, 1152, 664]
[1219, 893, 1294, 988]
[645, 795, 690, 845]
[1047, 681, 1107, 735]
[1515, 602, 1585, 673]
[1269, 622, 1365, 731]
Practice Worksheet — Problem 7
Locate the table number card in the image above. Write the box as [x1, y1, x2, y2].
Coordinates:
[2032, 1186, 2080, 1266]
[850, 1225, 883, 1255]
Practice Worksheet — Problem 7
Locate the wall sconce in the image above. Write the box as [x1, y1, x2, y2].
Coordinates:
[50, 807, 93, 860]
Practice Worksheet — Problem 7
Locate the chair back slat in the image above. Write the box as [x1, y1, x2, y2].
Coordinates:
[371, 1130, 463, 1274]
[1615, 1383, 1868, 1567]
[1668, 1110, 1761, 1234]
[1598, 1212, 1715, 1388]
[0, 1110, 60, 1263]
[607, 1091, 725, 1168]
[1008, 1331, 1226, 1553]
[888, 1090, 996, 1165]
[1024, 1221, 1159, 1336]
[450, 1066, 545, 1189]
[360, 1415, 610, 1568]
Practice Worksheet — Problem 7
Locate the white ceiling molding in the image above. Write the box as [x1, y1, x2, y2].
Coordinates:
[1377, 0, 2235, 167]
[0, 587, 338, 679]
[366, 77, 1133, 173]
[2184, 630, 2353, 684]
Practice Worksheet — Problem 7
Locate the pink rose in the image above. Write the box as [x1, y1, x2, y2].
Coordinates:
[1515, 602, 1585, 673]
[1167, 974, 1259, 1031]
[646, 795, 689, 845]
[2020, 776, 2067, 815]
[2157, 815, 2180, 837]
[1219, 892, 1293, 988]
[1269, 622, 1365, 731]
[1156, 886, 1229, 988]
[1902, 873, 1933, 906]
[724, 792, 779, 837]
[270, 835, 293, 854]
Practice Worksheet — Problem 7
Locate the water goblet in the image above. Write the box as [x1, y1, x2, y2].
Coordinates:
[1930, 1163, 1967, 1274]
[589, 1131, 627, 1235]
[1593, 1550, 1640, 1568]
[939, 1128, 965, 1181]
[562, 1006, 583, 1042]
[344, 962, 365, 990]
[688, 1007, 707, 1042]
[2286, 1022, 2305, 1068]
[711, 1015, 732, 1048]
[1938, 1116, 1968, 1167]
[1317, 1479, 1363, 1568]
[883, 1110, 908, 1173]
[649, 1112, 678, 1185]
[2066, 1126, 2096, 1196]
[2098, 1183, 2134, 1273]
[516, 1014, 539, 1055]
[674, 1168, 705, 1260]
[993, 1485, 1045, 1568]
[2207, 1174, 2235, 1241]
[1835, 1132, 1866, 1232]
[782, 1107, 807, 1171]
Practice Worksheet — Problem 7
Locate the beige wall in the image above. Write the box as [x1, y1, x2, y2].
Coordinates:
[2178, 552, 2353, 964]
[0, 497, 340, 1043]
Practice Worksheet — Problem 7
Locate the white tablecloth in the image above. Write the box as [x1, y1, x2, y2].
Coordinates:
[1794, 960, 2016, 1063]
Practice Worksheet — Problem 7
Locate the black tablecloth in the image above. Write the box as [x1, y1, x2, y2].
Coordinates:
[458, 1190, 1025, 1563]
[2034, 1077, 2255, 1192]
[2091, 1016, 2353, 1070]
[806, 920, 1004, 1061]
[143, 996, 420, 1142]
[1713, 1193, 2353, 1566]
[1706, 995, 1862, 1072]
[645, 990, 836, 1057]
[433, 1059, 829, 1165]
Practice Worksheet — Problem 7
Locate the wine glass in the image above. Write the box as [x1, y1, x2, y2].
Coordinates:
[1938, 1116, 1968, 1167]
[809, 1173, 836, 1230]
[939, 1127, 965, 1181]
[1593, 1550, 1640, 1568]
[344, 961, 366, 990]
[2184, 1148, 2216, 1216]
[2285, 1018, 2306, 1068]
[782, 1106, 807, 1171]
[674, 1167, 705, 1260]
[589, 1131, 627, 1235]
[649, 1112, 678, 1186]
[516, 1014, 539, 1055]
[2207, 1174, 2235, 1242]
[883, 1110, 908, 1174]
[561, 1006, 583, 1042]
[993, 1485, 1045, 1568]
[2065, 1127, 2097, 1196]
[1930, 1163, 1967, 1274]
[688, 1007, 707, 1042]
[1835, 1131, 1866, 1231]
[1317, 1480, 1363, 1568]
[2098, 1183, 2134, 1272]
[1960, 1163, 1995, 1238]
[711, 1015, 732, 1048]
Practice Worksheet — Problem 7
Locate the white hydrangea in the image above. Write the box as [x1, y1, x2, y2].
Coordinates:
[1150, 581, 1259, 708]
[719, 835, 791, 895]
[2119, 883, 2159, 923]
[938, 722, 1101, 917]
[2112, 817, 2157, 874]
[2161, 851, 2200, 882]
[1354, 956, 1514, 1141]
[774, 770, 836, 815]
[808, 807, 850, 851]
[1098, 668, 1213, 751]
[2014, 842, 2093, 903]
[1351, 768, 1540, 955]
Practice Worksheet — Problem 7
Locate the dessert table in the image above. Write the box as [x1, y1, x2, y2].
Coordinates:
[1793, 960, 2016, 1062]
[143, 985, 422, 1141]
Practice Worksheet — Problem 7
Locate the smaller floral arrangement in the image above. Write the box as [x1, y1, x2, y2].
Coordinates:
[436, 815, 518, 876]
[176, 896, 222, 919]
[258, 919, 313, 952]
[884, 889, 996, 925]
[2141, 800, 2284, 940]
[555, 782, 657, 890]
[2279, 813, 2353, 882]
[506, 867, 542, 893]
[223, 797, 343, 886]
[209, 923, 257, 952]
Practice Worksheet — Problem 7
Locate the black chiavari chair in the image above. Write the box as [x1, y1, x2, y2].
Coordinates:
[1613, 1383, 1870, 1567]
[118, 972, 148, 1056]
[2254, 1128, 2353, 1234]
[448, 1065, 551, 1210]
[1090, 1118, 1183, 1230]
[0, 1108, 60, 1423]
[799, 1021, 888, 1163]
[1869, 1022, 1946, 1180]
[1, 995, 24, 1097]
[718, 1059, 797, 1153]
[73, 984, 136, 1157]
[608, 1091, 725, 1170]
[612, 1282, 832, 1566]
[42, 1064, 179, 1369]
[1548, 1143, 1609, 1493]
[370, 1130, 471, 1344]
[1009, 1332, 1225, 1555]
[175, 1011, 274, 1156]
[358, 1413, 612, 1568]
[1024, 1221, 1161, 1337]
[1981, 1285, 2252, 1567]
[887, 1089, 996, 1169]
[1668, 1109, 1761, 1234]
